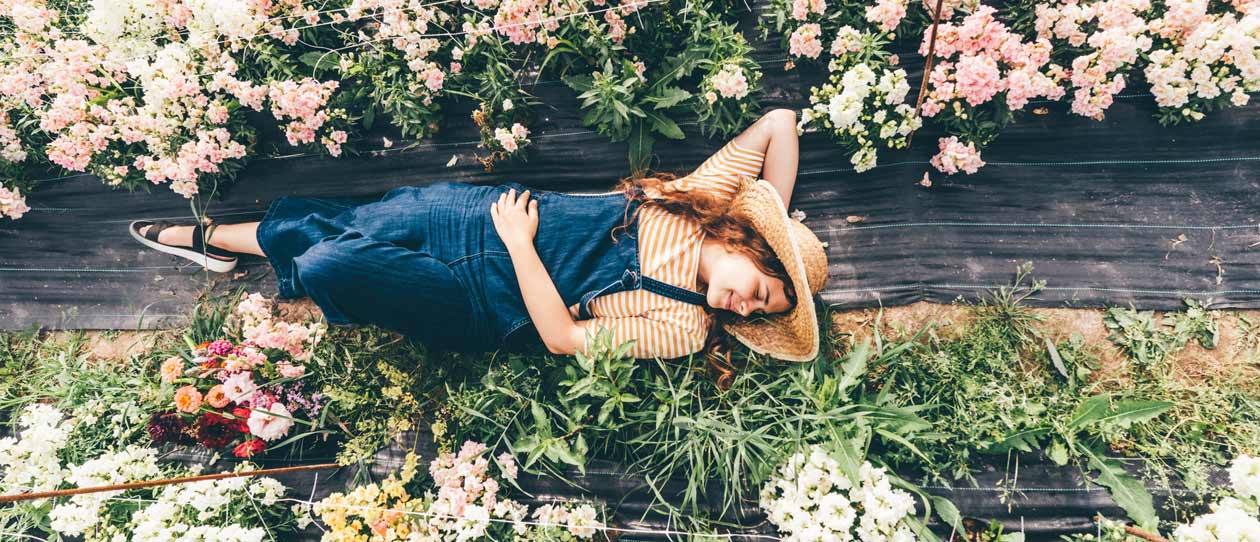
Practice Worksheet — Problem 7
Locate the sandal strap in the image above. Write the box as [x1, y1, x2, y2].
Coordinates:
[140, 221, 174, 243]
[191, 222, 237, 259]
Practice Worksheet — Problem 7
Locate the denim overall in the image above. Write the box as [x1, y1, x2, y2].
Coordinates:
[256, 181, 709, 352]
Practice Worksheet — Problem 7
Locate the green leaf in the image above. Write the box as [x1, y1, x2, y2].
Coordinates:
[988, 426, 1051, 453]
[1045, 337, 1069, 378]
[1082, 446, 1159, 532]
[298, 52, 340, 72]
[1097, 400, 1173, 429]
[930, 496, 966, 537]
[650, 87, 693, 110]
[648, 113, 685, 140]
[362, 106, 376, 131]
[1068, 394, 1112, 429]
[563, 74, 594, 92]
[627, 121, 654, 173]
[1048, 438, 1070, 465]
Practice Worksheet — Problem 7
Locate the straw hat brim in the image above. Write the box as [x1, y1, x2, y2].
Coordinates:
[720, 178, 820, 362]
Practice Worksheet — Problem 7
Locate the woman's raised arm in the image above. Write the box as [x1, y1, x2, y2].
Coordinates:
[730, 108, 800, 207]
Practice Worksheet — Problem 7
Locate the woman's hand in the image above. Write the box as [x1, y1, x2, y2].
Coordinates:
[490, 188, 538, 252]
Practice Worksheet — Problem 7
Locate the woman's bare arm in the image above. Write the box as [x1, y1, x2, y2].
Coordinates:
[731, 108, 800, 207]
[490, 188, 587, 355]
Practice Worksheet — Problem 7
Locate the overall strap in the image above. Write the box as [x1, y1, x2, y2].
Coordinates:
[577, 270, 708, 320]
[639, 276, 708, 307]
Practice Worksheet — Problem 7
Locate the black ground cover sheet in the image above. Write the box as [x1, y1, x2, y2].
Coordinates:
[164, 432, 1219, 542]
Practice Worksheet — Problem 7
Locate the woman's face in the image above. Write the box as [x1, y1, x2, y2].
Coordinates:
[703, 250, 793, 318]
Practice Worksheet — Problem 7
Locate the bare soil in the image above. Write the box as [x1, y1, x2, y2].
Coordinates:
[55, 302, 1260, 388]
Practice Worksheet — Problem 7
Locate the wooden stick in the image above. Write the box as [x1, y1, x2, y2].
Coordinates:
[908, 0, 947, 148]
[1093, 515, 1170, 542]
[0, 462, 342, 504]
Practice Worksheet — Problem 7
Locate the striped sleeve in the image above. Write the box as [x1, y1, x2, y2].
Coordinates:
[578, 314, 706, 359]
[670, 139, 766, 205]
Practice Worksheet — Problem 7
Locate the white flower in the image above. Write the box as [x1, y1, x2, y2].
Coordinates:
[221, 371, 259, 403]
[247, 403, 295, 441]
[567, 504, 601, 538]
[502, 99, 514, 111]
[1231, 455, 1260, 502]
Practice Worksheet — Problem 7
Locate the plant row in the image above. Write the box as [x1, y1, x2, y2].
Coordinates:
[1, 0, 1257, 220]
[1, 267, 1259, 539]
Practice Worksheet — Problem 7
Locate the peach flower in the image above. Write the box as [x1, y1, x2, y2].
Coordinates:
[160, 356, 185, 383]
[205, 385, 231, 408]
[174, 385, 203, 413]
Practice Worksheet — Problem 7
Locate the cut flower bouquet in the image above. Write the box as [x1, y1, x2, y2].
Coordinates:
[149, 292, 327, 458]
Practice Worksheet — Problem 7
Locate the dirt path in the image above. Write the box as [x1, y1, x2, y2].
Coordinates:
[56, 301, 1260, 388]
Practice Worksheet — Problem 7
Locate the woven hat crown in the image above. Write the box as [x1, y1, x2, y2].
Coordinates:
[721, 177, 829, 362]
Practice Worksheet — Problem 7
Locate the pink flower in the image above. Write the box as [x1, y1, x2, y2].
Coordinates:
[0, 185, 31, 221]
[494, 127, 519, 152]
[276, 361, 306, 378]
[865, 0, 907, 33]
[510, 123, 529, 140]
[421, 67, 445, 92]
[791, 0, 810, 20]
[710, 64, 750, 99]
[930, 136, 986, 175]
[221, 371, 259, 404]
[497, 452, 519, 480]
[954, 54, 1005, 106]
[789, 24, 824, 59]
[247, 403, 295, 441]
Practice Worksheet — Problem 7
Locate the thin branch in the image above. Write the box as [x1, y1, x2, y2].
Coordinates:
[908, 0, 946, 148]
[0, 463, 342, 505]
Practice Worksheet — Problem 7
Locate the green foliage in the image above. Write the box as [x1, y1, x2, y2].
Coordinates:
[309, 326, 442, 465]
[625, 334, 936, 522]
[1103, 299, 1219, 374]
[439, 327, 639, 476]
[0, 331, 163, 462]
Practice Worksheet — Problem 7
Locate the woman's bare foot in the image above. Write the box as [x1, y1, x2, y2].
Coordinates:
[138, 224, 194, 249]
[129, 220, 238, 273]
[136, 221, 265, 257]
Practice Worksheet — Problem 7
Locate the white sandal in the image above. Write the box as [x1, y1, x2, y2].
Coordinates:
[129, 220, 239, 273]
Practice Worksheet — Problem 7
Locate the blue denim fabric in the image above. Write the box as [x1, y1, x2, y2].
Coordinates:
[255, 181, 707, 353]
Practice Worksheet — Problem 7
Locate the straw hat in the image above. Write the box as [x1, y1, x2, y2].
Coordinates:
[720, 177, 829, 362]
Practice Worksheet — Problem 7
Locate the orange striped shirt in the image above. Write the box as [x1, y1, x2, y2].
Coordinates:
[576, 139, 767, 359]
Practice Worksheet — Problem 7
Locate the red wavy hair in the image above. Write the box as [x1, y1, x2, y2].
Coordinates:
[610, 171, 798, 389]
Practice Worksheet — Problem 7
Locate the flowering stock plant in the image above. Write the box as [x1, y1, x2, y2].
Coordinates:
[760, 444, 920, 542]
[0, 404, 297, 541]
[1142, 4, 1260, 125]
[0, 0, 766, 220]
[1018, 0, 1156, 120]
[149, 292, 327, 458]
[1170, 454, 1260, 542]
[313, 441, 606, 542]
[798, 27, 920, 172]
[917, 5, 1067, 174]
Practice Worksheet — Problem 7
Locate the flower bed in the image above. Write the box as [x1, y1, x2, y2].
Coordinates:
[3, 278, 1258, 540]
[2, 0, 1258, 221]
